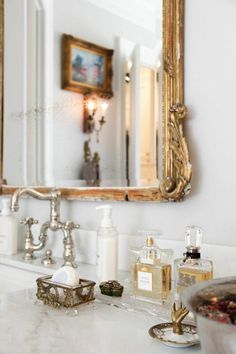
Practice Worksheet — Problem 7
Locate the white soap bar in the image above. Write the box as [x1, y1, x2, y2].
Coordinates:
[52, 266, 80, 286]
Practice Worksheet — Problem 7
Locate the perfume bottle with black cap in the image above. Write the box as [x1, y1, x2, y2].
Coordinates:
[174, 226, 213, 294]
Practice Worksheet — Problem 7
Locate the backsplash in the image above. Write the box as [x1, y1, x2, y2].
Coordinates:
[17, 225, 236, 278]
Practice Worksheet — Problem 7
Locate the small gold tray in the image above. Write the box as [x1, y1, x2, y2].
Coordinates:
[36, 275, 96, 309]
[149, 322, 199, 348]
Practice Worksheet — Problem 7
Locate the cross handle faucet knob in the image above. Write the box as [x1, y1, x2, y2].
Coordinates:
[20, 217, 38, 230]
[63, 221, 80, 231]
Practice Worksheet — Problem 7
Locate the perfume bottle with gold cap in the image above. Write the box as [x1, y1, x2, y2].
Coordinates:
[132, 235, 172, 303]
[174, 226, 213, 294]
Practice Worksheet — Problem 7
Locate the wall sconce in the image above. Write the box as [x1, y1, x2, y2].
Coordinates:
[125, 73, 130, 83]
[125, 60, 132, 83]
[83, 96, 109, 142]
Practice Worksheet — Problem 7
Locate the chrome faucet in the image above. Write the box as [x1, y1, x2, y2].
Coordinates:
[10, 188, 79, 267]
[11, 188, 61, 229]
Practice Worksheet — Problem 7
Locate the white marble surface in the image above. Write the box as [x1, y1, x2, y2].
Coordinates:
[0, 256, 203, 354]
[0, 288, 203, 354]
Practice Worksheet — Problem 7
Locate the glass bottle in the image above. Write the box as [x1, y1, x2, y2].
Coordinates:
[174, 226, 213, 294]
[132, 236, 172, 303]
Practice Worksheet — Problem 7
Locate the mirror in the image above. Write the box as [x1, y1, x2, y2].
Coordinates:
[0, 0, 191, 202]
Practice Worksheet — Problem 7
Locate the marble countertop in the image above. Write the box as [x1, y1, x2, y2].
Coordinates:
[0, 256, 203, 354]
[0, 288, 202, 354]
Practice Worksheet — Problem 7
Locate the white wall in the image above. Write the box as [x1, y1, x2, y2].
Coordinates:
[6, 0, 236, 266]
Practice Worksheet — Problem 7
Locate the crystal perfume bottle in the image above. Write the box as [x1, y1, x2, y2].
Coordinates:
[132, 236, 172, 303]
[174, 226, 213, 294]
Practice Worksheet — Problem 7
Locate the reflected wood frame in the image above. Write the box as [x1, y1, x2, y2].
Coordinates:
[0, 0, 191, 202]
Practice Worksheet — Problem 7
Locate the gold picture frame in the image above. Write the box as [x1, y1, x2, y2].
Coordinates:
[61, 34, 113, 99]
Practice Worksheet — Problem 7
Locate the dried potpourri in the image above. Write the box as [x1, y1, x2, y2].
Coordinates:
[197, 294, 236, 325]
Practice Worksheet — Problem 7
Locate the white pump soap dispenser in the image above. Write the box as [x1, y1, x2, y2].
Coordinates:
[96, 205, 118, 282]
[0, 198, 18, 255]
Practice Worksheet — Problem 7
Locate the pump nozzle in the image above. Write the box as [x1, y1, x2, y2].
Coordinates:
[96, 205, 113, 227]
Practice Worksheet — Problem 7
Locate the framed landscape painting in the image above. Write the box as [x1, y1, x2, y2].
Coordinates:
[62, 34, 113, 98]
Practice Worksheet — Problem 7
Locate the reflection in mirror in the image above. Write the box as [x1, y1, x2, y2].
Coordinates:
[125, 59, 160, 186]
[3, 0, 162, 188]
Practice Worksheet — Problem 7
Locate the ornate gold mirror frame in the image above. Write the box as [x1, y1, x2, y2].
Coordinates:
[0, 0, 191, 202]
[0, 0, 3, 185]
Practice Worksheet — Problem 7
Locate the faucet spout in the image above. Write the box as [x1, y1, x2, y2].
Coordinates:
[11, 188, 61, 228]
[11, 188, 59, 210]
